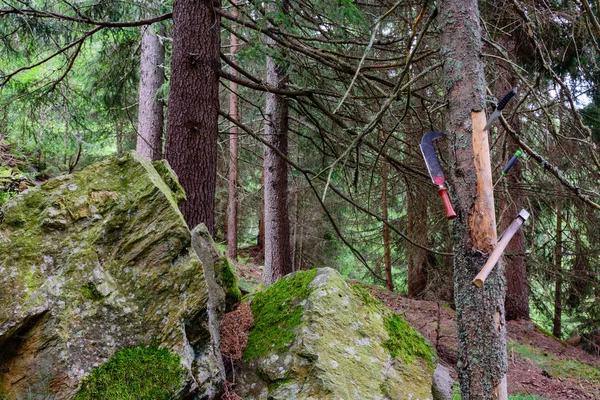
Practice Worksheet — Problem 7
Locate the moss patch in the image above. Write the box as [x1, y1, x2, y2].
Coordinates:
[350, 283, 435, 368]
[382, 313, 435, 368]
[509, 341, 600, 383]
[74, 346, 186, 400]
[243, 269, 317, 361]
[81, 283, 107, 301]
[351, 284, 384, 311]
[216, 256, 242, 311]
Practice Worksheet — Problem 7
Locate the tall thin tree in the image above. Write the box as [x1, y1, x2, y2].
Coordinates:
[440, 0, 508, 397]
[165, 0, 220, 233]
[262, 0, 292, 285]
[226, 0, 239, 260]
[136, 23, 165, 160]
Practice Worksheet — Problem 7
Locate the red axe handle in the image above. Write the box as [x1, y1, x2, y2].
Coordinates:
[437, 187, 457, 220]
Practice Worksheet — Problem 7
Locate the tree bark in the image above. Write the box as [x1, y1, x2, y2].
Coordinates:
[136, 23, 165, 161]
[226, 2, 239, 260]
[262, 0, 292, 285]
[440, 0, 508, 398]
[553, 195, 563, 338]
[407, 182, 428, 298]
[381, 154, 394, 291]
[165, 0, 220, 234]
[496, 74, 529, 321]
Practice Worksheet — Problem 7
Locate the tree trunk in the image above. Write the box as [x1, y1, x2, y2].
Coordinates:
[553, 195, 563, 338]
[440, 0, 508, 398]
[257, 167, 265, 254]
[407, 182, 428, 298]
[496, 74, 529, 321]
[136, 23, 165, 161]
[381, 155, 394, 291]
[116, 119, 123, 154]
[226, 3, 239, 260]
[262, 0, 292, 285]
[165, 0, 220, 234]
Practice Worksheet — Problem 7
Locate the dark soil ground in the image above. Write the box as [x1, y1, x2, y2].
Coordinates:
[232, 252, 600, 400]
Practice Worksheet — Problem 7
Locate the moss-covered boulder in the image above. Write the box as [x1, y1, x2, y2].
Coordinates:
[0, 152, 224, 399]
[237, 268, 436, 400]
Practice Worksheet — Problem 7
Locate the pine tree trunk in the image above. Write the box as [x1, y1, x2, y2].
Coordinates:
[381, 156, 394, 291]
[165, 0, 220, 234]
[496, 74, 529, 321]
[257, 167, 265, 254]
[407, 183, 428, 298]
[262, 0, 292, 285]
[440, 0, 508, 398]
[500, 137, 529, 320]
[116, 119, 123, 154]
[226, 4, 239, 260]
[553, 196, 563, 338]
[136, 24, 165, 161]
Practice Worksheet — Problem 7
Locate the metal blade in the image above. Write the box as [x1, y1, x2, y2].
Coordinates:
[483, 109, 502, 132]
[420, 131, 446, 186]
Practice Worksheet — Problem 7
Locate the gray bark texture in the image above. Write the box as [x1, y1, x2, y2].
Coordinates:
[165, 0, 220, 234]
[136, 24, 165, 161]
[263, 0, 292, 285]
[440, 0, 508, 398]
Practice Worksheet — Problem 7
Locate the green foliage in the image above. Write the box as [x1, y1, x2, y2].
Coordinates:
[74, 346, 185, 400]
[243, 269, 317, 361]
[509, 341, 600, 383]
[382, 313, 435, 368]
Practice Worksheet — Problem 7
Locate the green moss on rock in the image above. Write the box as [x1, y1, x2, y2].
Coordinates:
[152, 160, 185, 205]
[383, 314, 435, 368]
[215, 256, 242, 311]
[352, 283, 435, 368]
[244, 269, 317, 361]
[74, 345, 186, 400]
[81, 283, 107, 301]
[351, 284, 384, 311]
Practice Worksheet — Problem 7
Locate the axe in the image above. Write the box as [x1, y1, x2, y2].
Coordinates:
[472, 209, 530, 287]
[420, 131, 456, 219]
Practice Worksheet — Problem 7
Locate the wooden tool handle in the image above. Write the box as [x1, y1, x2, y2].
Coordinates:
[473, 210, 529, 287]
[438, 187, 457, 220]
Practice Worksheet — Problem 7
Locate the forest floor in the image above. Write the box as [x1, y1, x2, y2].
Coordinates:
[232, 248, 600, 400]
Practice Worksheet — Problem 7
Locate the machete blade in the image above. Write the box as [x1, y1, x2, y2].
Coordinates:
[420, 131, 446, 186]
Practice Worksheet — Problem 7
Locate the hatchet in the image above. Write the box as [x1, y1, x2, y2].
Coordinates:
[420, 131, 456, 219]
[472, 209, 530, 287]
[483, 88, 517, 132]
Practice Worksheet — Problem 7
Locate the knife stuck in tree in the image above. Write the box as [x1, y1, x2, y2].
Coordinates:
[420, 131, 456, 220]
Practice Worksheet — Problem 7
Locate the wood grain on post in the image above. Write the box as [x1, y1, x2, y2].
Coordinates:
[470, 111, 498, 253]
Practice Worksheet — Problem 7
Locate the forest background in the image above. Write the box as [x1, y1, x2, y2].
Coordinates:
[1, 0, 599, 371]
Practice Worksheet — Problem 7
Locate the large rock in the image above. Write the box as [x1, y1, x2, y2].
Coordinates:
[238, 268, 436, 400]
[0, 152, 225, 399]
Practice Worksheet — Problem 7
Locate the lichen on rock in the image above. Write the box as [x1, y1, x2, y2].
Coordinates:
[237, 268, 436, 400]
[0, 152, 224, 399]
